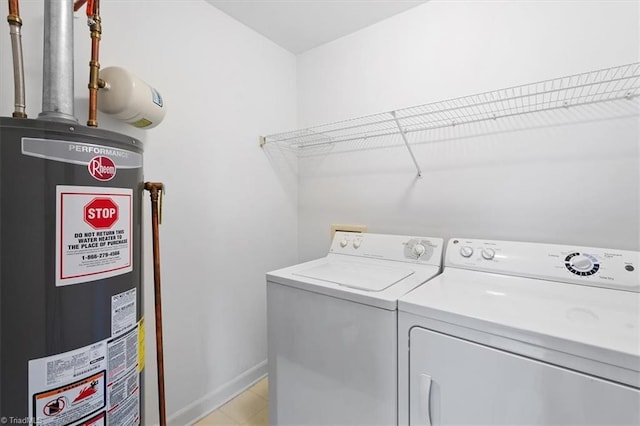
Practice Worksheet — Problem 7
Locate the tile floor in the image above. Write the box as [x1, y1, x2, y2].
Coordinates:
[194, 377, 268, 426]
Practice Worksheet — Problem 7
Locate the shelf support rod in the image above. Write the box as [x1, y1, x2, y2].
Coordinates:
[391, 111, 422, 177]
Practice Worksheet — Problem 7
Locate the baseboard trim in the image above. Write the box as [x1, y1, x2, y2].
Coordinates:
[167, 359, 268, 426]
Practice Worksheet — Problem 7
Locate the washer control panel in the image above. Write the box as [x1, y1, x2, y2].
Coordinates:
[403, 238, 437, 261]
[330, 232, 443, 266]
[447, 238, 640, 292]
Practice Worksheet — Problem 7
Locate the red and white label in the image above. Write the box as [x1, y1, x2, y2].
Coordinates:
[84, 198, 119, 229]
[32, 371, 106, 426]
[56, 186, 133, 286]
[88, 156, 117, 181]
[28, 341, 112, 426]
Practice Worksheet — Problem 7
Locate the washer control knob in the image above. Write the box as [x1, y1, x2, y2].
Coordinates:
[353, 239, 362, 249]
[481, 248, 496, 260]
[413, 243, 426, 258]
[460, 246, 474, 258]
[340, 239, 348, 248]
[570, 255, 593, 271]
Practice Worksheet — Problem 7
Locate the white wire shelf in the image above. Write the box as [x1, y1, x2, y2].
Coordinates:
[260, 63, 640, 176]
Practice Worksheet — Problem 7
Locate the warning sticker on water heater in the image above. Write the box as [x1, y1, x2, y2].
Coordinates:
[32, 371, 107, 426]
[111, 288, 136, 336]
[56, 186, 133, 286]
[106, 326, 141, 425]
[28, 342, 108, 426]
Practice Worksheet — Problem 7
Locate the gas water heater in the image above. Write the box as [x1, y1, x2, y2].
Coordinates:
[0, 0, 163, 424]
[0, 118, 145, 425]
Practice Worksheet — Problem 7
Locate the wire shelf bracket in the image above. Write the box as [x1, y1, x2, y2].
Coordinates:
[260, 62, 640, 173]
[391, 110, 422, 177]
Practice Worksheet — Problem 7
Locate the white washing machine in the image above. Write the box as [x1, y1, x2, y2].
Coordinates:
[398, 238, 640, 425]
[267, 231, 444, 426]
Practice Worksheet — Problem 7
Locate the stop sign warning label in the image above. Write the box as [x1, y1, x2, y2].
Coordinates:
[56, 186, 133, 286]
[84, 198, 119, 229]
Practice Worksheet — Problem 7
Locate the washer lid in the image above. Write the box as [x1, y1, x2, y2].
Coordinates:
[293, 260, 414, 291]
[399, 268, 640, 373]
[267, 257, 441, 310]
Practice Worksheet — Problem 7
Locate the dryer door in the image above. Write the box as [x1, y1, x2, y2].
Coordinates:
[409, 327, 640, 425]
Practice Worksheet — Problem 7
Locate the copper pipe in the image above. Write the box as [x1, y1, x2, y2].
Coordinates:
[8, 0, 18, 16]
[86, 0, 101, 127]
[73, 0, 88, 12]
[144, 182, 167, 426]
[7, 0, 26, 118]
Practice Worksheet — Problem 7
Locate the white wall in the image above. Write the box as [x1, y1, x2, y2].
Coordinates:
[0, 1, 297, 424]
[296, 0, 640, 260]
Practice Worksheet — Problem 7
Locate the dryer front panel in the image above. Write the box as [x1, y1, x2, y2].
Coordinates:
[408, 327, 640, 425]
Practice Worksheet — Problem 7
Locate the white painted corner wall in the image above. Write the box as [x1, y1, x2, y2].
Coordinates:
[0, 1, 297, 425]
[296, 0, 640, 260]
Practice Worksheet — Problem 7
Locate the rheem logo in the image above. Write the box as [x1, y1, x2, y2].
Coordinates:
[88, 156, 116, 181]
[84, 198, 119, 229]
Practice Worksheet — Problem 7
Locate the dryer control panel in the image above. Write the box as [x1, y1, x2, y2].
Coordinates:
[330, 232, 443, 266]
[446, 238, 640, 292]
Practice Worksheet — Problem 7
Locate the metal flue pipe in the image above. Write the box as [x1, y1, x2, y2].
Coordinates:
[7, 0, 26, 118]
[39, 0, 77, 122]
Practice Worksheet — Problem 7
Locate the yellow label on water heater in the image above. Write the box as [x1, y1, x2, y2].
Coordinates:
[138, 317, 145, 373]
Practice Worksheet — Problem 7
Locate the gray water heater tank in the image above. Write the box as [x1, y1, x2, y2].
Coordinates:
[0, 117, 144, 425]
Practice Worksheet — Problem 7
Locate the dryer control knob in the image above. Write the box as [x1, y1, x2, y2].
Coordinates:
[460, 246, 474, 258]
[340, 239, 348, 248]
[570, 255, 593, 271]
[481, 248, 495, 260]
[413, 243, 426, 258]
[353, 239, 362, 249]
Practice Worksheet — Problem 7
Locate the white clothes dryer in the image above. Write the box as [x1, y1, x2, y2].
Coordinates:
[398, 238, 640, 426]
[267, 232, 443, 426]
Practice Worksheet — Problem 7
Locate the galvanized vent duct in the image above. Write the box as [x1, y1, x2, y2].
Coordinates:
[38, 0, 77, 122]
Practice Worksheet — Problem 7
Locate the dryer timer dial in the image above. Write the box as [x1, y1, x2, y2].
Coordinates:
[565, 252, 600, 276]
